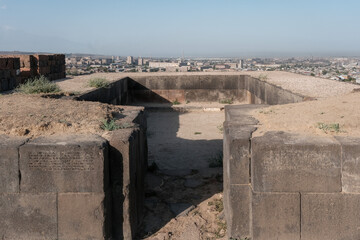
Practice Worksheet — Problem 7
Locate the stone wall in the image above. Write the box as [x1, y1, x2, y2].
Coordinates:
[0, 54, 66, 92]
[79, 74, 304, 105]
[0, 109, 147, 240]
[128, 75, 248, 103]
[0, 134, 111, 239]
[35, 54, 66, 81]
[224, 105, 360, 240]
[245, 75, 305, 105]
[76, 77, 130, 105]
[76, 82, 147, 239]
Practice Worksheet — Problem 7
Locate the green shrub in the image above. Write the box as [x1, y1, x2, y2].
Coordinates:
[88, 78, 109, 88]
[317, 122, 340, 133]
[101, 119, 132, 131]
[16, 76, 60, 94]
[172, 99, 181, 105]
[219, 98, 233, 104]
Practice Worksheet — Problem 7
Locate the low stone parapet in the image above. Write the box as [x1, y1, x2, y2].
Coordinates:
[0, 120, 147, 239]
[224, 105, 360, 240]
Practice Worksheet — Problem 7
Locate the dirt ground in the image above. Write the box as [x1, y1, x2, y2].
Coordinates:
[139, 109, 227, 240]
[0, 94, 140, 138]
[252, 91, 360, 137]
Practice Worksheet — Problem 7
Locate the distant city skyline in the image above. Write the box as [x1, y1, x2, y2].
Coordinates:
[1, 0, 360, 57]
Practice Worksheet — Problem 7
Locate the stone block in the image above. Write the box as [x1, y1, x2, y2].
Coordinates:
[252, 131, 341, 192]
[335, 136, 360, 193]
[224, 104, 264, 123]
[0, 193, 57, 239]
[58, 192, 111, 240]
[19, 134, 109, 193]
[223, 123, 256, 184]
[252, 192, 300, 240]
[224, 184, 252, 239]
[102, 128, 144, 240]
[302, 193, 360, 240]
[0, 135, 27, 192]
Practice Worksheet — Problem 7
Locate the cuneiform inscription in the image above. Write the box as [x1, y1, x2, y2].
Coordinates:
[28, 151, 95, 171]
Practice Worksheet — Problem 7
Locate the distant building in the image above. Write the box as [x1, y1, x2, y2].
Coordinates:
[127, 56, 134, 65]
[149, 62, 179, 68]
[165, 66, 190, 72]
[138, 57, 143, 66]
[227, 63, 238, 69]
[215, 64, 229, 70]
[239, 60, 244, 69]
[101, 58, 112, 65]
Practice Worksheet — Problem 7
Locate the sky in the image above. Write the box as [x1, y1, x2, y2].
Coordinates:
[0, 0, 360, 57]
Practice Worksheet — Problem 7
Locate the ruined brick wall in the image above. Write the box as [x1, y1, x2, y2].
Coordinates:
[0, 54, 66, 92]
[34, 54, 66, 80]
[0, 57, 20, 92]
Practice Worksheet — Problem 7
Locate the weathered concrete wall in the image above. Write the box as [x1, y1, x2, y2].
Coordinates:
[224, 106, 360, 240]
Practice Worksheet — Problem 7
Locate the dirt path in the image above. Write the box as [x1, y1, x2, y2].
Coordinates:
[138, 108, 227, 239]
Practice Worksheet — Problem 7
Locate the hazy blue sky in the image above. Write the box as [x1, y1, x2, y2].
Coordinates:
[0, 0, 359, 57]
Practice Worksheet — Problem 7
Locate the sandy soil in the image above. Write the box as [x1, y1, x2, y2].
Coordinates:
[245, 71, 359, 98]
[0, 94, 140, 138]
[252, 91, 360, 137]
[147, 111, 224, 170]
[55, 71, 358, 98]
[139, 110, 226, 239]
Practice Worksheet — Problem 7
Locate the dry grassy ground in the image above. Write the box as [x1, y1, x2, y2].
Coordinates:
[253, 91, 360, 137]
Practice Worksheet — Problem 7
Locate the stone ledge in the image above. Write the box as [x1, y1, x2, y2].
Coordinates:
[335, 136, 360, 193]
[0, 135, 27, 193]
[251, 131, 342, 193]
[223, 123, 256, 184]
[224, 104, 264, 124]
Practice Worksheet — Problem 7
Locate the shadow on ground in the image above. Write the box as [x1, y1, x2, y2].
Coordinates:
[136, 109, 225, 239]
